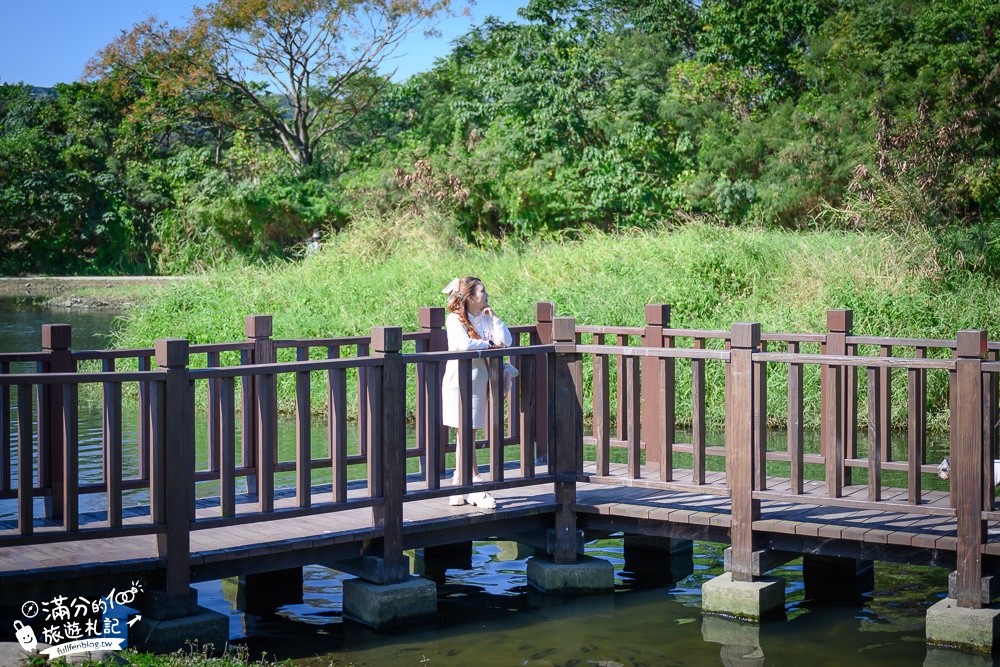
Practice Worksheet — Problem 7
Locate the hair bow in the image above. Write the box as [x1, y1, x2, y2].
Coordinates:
[441, 278, 460, 297]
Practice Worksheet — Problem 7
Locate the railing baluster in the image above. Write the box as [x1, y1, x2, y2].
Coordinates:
[103, 370, 123, 529]
[457, 358, 474, 486]
[424, 362, 442, 488]
[754, 340, 768, 491]
[692, 338, 706, 485]
[867, 367, 882, 502]
[908, 348, 925, 505]
[220, 376, 236, 517]
[296, 347, 311, 508]
[62, 383, 79, 531]
[518, 354, 535, 478]
[207, 351, 221, 474]
[787, 341, 804, 494]
[879, 345, 892, 463]
[138, 355, 151, 481]
[257, 372, 277, 512]
[616, 333, 628, 443]
[627, 355, 641, 480]
[1, 361, 10, 493]
[593, 351, 610, 477]
[358, 342, 369, 459]
[824, 356, 844, 499]
[489, 357, 505, 482]
[330, 367, 348, 502]
[17, 383, 33, 536]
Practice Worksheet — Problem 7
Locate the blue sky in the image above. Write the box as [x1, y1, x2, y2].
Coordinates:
[0, 1, 522, 88]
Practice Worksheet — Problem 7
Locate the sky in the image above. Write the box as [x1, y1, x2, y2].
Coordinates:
[0, 1, 522, 88]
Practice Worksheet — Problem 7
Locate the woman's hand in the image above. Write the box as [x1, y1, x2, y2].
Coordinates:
[482, 306, 499, 321]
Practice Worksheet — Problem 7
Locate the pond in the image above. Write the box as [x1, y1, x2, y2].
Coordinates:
[0, 297, 975, 666]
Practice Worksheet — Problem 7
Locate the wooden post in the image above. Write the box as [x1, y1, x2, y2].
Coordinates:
[40, 324, 72, 519]
[155, 338, 195, 618]
[534, 302, 554, 464]
[728, 323, 760, 582]
[822, 310, 853, 484]
[551, 316, 582, 564]
[642, 305, 671, 464]
[418, 307, 447, 478]
[244, 315, 275, 496]
[372, 326, 408, 584]
[953, 330, 987, 609]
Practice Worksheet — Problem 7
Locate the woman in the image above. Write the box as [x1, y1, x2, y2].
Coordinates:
[441, 276, 512, 508]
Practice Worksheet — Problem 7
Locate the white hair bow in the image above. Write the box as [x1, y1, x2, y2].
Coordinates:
[441, 277, 460, 297]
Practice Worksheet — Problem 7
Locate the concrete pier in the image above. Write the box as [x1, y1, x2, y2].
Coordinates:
[701, 573, 785, 622]
[130, 605, 229, 655]
[526, 554, 614, 594]
[342, 577, 437, 628]
[926, 598, 1000, 655]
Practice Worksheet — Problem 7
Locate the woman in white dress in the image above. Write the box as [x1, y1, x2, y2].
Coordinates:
[441, 276, 512, 508]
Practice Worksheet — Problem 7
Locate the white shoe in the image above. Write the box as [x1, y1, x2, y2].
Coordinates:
[449, 494, 466, 506]
[468, 492, 496, 509]
[452, 472, 486, 484]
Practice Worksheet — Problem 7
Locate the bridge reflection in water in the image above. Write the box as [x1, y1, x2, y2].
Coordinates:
[1, 303, 997, 659]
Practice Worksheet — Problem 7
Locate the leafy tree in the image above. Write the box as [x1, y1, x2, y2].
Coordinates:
[88, 0, 455, 167]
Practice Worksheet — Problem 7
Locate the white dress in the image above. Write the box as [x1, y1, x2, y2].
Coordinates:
[441, 311, 513, 429]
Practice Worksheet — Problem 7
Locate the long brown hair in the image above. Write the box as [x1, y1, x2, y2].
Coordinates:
[446, 276, 483, 339]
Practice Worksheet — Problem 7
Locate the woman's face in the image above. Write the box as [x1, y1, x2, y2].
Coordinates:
[467, 282, 487, 313]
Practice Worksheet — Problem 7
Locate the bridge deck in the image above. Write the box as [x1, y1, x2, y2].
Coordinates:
[0, 461, 991, 599]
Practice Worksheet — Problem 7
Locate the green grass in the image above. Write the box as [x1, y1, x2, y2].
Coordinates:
[113, 213, 1000, 434]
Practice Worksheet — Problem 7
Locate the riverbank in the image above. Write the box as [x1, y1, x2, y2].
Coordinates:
[0, 276, 183, 310]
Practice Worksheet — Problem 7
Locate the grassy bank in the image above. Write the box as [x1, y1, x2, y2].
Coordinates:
[114, 214, 1000, 431]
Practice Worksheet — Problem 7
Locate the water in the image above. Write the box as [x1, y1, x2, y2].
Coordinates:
[0, 298, 975, 666]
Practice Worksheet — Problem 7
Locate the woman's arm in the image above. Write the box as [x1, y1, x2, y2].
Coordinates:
[482, 308, 513, 347]
[446, 313, 490, 351]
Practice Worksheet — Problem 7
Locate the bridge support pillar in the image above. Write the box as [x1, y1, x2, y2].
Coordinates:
[409, 543, 472, 582]
[130, 589, 229, 655]
[526, 555, 614, 594]
[702, 572, 785, 622]
[802, 555, 873, 603]
[926, 598, 1000, 655]
[623, 535, 693, 585]
[223, 568, 304, 614]
[342, 576, 437, 629]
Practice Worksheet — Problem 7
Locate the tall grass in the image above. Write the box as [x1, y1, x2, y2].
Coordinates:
[114, 212, 1000, 431]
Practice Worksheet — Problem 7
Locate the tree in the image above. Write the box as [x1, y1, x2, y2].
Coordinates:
[88, 0, 454, 167]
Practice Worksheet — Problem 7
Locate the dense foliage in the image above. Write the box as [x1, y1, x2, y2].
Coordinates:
[2, 0, 999, 274]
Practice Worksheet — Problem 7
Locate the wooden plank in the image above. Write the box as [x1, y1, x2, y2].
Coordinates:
[692, 338, 706, 485]
[220, 377, 236, 517]
[593, 352, 610, 477]
[17, 384, 33, 536]
[626, 355, 641, 480]
[295, 353, 312, 509]
[103, 378, 123, 529]
[867, 368, 882, 502]
[365, 364, 383, 499]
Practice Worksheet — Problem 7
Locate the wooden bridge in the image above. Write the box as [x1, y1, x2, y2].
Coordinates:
[2, 304, 1000, 651]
